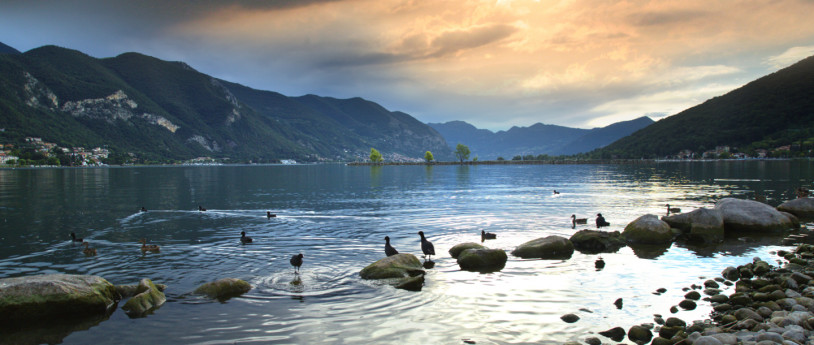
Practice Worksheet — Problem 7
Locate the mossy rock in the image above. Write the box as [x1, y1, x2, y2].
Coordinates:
[0, 274, 119, 323]
[194, 278, 251, 300]
[511, 236, 574, 259]
[569, 230, 626, 254]
[360, 253, 424, 279]
[448, 242, 486, 259]
[457, 248, 507, 273]
[622, 214, 674, 244]
[121, 278, 166, 317]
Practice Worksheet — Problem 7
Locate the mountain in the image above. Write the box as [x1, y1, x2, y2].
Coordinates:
[0, 44, 451, 162]
[601, 55, 814, 158]
[428, 117, 653, 159]
[0, 42, 20, 54]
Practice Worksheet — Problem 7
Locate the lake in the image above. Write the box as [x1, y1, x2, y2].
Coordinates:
[1, 160, 812, 344]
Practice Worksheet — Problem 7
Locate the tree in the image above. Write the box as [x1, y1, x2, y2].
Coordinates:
[454, 144, 470, 163]
[424, 151, 434, 163]
[369, 148, 383, 163]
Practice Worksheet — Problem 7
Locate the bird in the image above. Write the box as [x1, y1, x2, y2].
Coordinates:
[140, 207, 147, 212]
[596, 213, 610, 228]
[666, 204, 681, 215]
[240, 231, 253, 244]
[81, 242, 97, 256]
[290, 253, 304, 273]
[384, 236, 399, 257]
[417, 231, 435, 261]
[139, 238, 160, 253]
[69, 232, 83, 242]
[595, 256, 605, 269]
[553, 190, 560, 195]
[267, 211, 276, 219]
[481, 230, 497, 241]
[571, 214, 588, 228]
[198, 205, 206, 211]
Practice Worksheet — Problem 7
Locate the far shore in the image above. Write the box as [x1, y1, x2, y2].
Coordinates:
[347, 158, 795, 166]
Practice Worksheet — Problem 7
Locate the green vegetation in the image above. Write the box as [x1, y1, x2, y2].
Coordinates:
[369, 148, 383, 163]
[454, 144, 470, 163]
[424, 151, 434, 162]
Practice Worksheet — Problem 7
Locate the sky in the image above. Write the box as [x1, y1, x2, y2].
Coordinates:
[2, 0, 814, 131]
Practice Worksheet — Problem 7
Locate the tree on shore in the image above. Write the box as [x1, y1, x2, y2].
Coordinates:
[455, 144, 470, 163]
[424, 151, 434, 163]
[369, 148, 383, 163]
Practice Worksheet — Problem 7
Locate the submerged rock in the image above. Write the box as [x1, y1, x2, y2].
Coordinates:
[622, 214, 674, 244]
[121, 278, 166, 317]
[777, 197, 814, 219]
[448, 242, 486, 259]
[194, 278, 251, 300]
[715, 198, 795, 233]
[662, 208, 724, 244]
[511, 235, 574, 259]
[0, 274, 119, 323]
[569, 230, 627, 254]
[457, 248, 507, 273]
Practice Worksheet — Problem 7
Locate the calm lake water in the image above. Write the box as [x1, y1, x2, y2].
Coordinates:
[1, 161, 813, 344]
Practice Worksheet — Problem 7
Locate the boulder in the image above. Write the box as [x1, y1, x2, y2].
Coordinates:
[360, 253, 426, 291]
[662, 208, 724, 243]
[622, 214, 674, 244]
[715, 198, 794, 233]
[448, 242, 486, 259]
[599, 327, 626, 342]
[511, 236, 574, 259]
[0, 274, 119, 323]
[569, 230, 626, 253]
[121, 278, 166, 317]
[457, 248, 507, 273]
[194, 278, 252, 300]
[394, 275, 424, 291]
[628, 325, 653, 344]
[777, 198, 814, 219]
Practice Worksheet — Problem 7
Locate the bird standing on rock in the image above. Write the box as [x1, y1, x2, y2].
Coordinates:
[290, 253, 304, 273]
[418, 231, 435, 261]
[384, 236, 398, 257]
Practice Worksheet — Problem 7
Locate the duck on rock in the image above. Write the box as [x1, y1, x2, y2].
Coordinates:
[384, 236, 399, 257]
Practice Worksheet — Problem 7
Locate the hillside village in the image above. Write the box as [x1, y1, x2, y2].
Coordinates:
[0, 134, 111, 166]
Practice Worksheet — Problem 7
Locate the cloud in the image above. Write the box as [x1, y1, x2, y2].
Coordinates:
[427, 24, 519, 58]
[765, 45, 814, 69]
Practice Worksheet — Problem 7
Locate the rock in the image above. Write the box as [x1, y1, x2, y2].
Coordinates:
[121, 278, 165, 317]
[658, 325, 682, 339]
[627, 325, 653, 344]
[448, 243, 486, 259]
[704, 279, 720, 288]
[709, 333, 737, 345]
[457, 248, 507, 273]
[685, 291, 701, 300]
[715, 198, 795, 233]
[777, 198, 814, 219]
[665, 317, 686, 327]
[560, 313, 579, 323]
[360, 253, 424, 279]
[614, 298, 623, 309]
[733, 308, 764, 322]
[651, 337, 672, 345]
[722, 266, 740, 281]
[511, 236, 574, 259]
[584, 337, 601, 345]
[678, 299, 697, 310]
[0, 274, 119, 323]
[116, 283, 166, 298]
[194, 278, 251, 300]
[599, 327, 626, 342]
[568, 229, 627, 253]
[622, 214, 674, 244]
[394, 275, 424, 291]
[693, 336, 724, 345]
[662, 208, 724, 243]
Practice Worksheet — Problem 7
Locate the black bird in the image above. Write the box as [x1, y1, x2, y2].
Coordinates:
[140, 207, 147, 212]
[240, 231, 253, 244]
[384, 236, 399, 257]
[290, 253, 304, 273]
[666, 204, 681, 215]
[595, 256, 605, 269]
[70, 232, 83, 242]
[596, 213, 610, 228]
[553, 190, 560, 195]
[571, 214, 587, 228]
[198, 205, 206, 211]
[417, 231, 435, 260]
[481, 230, 497, 241]
[267, 211, 276, 219]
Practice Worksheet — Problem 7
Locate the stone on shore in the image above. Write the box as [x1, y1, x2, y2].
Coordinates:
[662, 208, 724, 244]
[121, 278, 166, 317]
[0, 274, 119, 323]
[714, 198, 795, 233]
[359, 253, 426, 291]
[627, 325, 653, 344]
[448, 242, 486, 259]
[598, 327, 626, 342]
[511, 236, 574, 259]
[457, 248, 507, 273]
[777, 197, 814, 219]
[569, 230, 627, 254]
[194, 278, 251, 300]
[622, 214, 674, 244]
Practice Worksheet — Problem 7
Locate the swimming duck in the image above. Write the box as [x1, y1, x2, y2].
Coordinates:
[571, 214, 588, 227]
[290, 253, 304, 273]
[70, 232, 83, 242]
[384, 236, 399, 257]
[481, 230, 497, 240]
[596, 213, 610, 228]
[595, 256, 605, 269]
[240, 231, 253, 244]
[418, 231, 435, 261]
[666, 204, 681, 215]
[140, 207, 147, 212]
[198, 205, 206, 211]
[81, 242, 97, 256]
[139, 238, 160, 253]
[267, 211, 276, 219]
[553, 190, 560, 195]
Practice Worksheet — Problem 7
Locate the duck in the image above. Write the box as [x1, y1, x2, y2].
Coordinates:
[481, 230, 497, 241]
[418, 231, 435, 261]
[139, 238, 160, 253]
[553, 190, 560, 195]
[571, 214, 588, 227]
[666, 204, 681, 215]
[267, 211, 276, 219]
[198, 205, 207, 212]
[290, 253, 304, 273]
[384, 236, 399, 257]
[70, 232, 83, 242]
[595, 256, 605, 269]
[81, 242, 97, 256]
[140, 207, 147, 212]
[595, 213, 610, 228]
[240, 231, 253, 244]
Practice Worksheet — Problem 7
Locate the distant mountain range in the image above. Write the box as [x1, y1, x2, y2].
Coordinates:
[0, 43, 451, 162]
[601, 55, 814, 158]
[428, 116, 654, 159]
